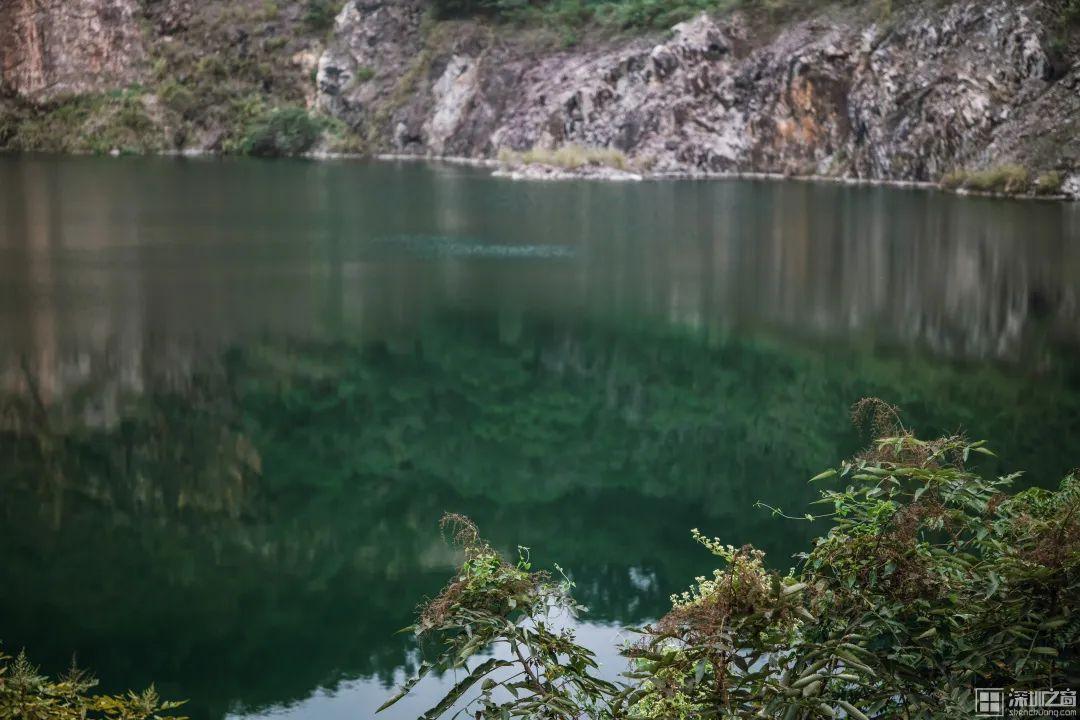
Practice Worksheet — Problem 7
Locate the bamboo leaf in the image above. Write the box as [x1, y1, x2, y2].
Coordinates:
[420, 659, 512, 719]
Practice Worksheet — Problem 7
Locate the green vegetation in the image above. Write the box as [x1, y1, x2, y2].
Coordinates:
[0, 0, 357, 155]
[1036, 170, 1065, 196]
[429, 0, 712, 30]
[1063, 0, 1080, 26]
[0, 89, 162, 155]
[304, 0, 342, 31]
[158, 81, 199, 121]
[965, 165, 1031, 194]
[940, 164, 1037, 196]
[938, 169, 967, 190]
[378, 514, 617, 717]
[0, 647, 184, 719]
[516, 0, 714, 31]
[141, 0, 347, 151]
[428, 0, 888, 31]
[145, 23, 317, 155]
[498, 144, 631, 170]
[239, 105, 323, 156]
[386, 405, 1080, 719]
[3, 320, 1079, 717]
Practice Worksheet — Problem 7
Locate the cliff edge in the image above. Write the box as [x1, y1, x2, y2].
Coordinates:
[1, 0, 1078, 194]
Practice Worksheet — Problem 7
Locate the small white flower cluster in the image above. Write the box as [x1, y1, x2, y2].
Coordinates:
[707, 541, 737, 558]
[690, 528, 737, 562]
[670, 532, 771, 610]
[670, 568, 729, 608]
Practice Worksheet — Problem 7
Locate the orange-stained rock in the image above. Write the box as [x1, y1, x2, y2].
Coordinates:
[0, 0, 145, 101]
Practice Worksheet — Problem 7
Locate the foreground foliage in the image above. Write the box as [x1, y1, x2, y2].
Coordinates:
[385, 404, 1079, 718]
[3, 324, 1077, 715]
[0, 648, 185, 719]
[378, 514, 617, 718]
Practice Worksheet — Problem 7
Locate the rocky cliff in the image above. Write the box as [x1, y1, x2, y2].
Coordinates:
[319, 0, 1080, 186]
[0, 0, 146, 101]
[1, 0, 1078, 193]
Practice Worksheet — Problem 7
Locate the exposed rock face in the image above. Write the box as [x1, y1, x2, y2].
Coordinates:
[0, 0, 1075, 189]
[320, 0, 1079, 183]
[316, 0, 427, 129]
[0, 0, 146, 101]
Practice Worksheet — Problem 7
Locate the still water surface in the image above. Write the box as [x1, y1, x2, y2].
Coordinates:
[1, 156, 1079, 719]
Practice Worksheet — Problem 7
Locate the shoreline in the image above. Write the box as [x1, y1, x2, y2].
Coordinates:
[2, 149, 1073, 201]
[373, 153, 1075, 202]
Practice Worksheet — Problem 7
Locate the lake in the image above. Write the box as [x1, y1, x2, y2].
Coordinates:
[1, 156, 1078, 719]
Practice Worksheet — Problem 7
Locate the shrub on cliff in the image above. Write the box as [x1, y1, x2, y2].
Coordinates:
[965, 164, 1031, 195]
[0, 90, 163, 155]
[240, 106, 322, 157]
[1036, 171, 1065, 196]
[429, 0, 833, 29]
[382, 403, 1080, 719]
[304, 0, 341, 32]
[1065, 0, 1080, 25]
[939, 165, 1035, 196]
[159, 81, 199, 121]
[430, 0, 714, 28]
[428, 0, 492, 18]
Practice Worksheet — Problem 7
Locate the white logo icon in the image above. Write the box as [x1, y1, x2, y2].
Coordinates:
[977, 688, 1005, 717]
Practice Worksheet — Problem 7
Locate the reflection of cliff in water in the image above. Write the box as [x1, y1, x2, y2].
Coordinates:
[2, 316, 1080, 718]
[0, 478, 710, 719]
[2, 159, 1079, 376]
[2, 158, 1080, 719]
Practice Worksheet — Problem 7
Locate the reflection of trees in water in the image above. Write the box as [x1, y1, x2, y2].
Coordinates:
[698, 187, 1080, 363]
[1, 317, 1079, 718]
[0, 362, 260, 522]
[4, 162, 1079, 381]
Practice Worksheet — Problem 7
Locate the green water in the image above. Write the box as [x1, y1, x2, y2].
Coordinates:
[1, 156, 1079, 719]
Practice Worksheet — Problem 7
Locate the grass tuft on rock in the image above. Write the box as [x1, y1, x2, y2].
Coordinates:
[499, 144, 631, 170]
[1035, 170, 1064, 196]
[939, 164, 1036, 196]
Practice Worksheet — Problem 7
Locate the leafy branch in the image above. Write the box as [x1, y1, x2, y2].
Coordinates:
[383, 411, 1080, 719]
